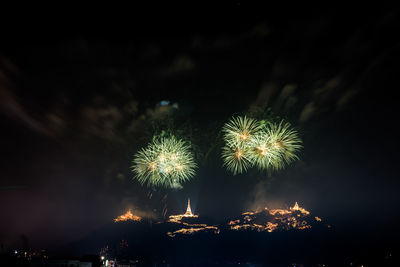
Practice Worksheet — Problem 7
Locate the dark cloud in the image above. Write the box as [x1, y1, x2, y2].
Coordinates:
[0, 56, 52, 136]
[162, 55, 195, 76]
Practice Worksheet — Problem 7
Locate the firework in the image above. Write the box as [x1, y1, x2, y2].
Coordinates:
[221, 145, 252, 175]
[221, 116, 260, 174]
[221, 116, 302, 174]
[132, 136, 196, 188]
[264, 121, 302, 169]
[222, 116, 261, 148]
[247, 132, 280, 170]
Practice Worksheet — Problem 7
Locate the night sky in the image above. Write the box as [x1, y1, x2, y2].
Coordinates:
[1, 5, 400, 252]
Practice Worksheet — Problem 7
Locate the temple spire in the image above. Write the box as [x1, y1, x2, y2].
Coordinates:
[184, 198, 193, 216]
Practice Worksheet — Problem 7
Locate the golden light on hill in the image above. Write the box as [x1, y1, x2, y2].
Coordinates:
[229, 202, 316, 232]
[114, 210, 142, 222]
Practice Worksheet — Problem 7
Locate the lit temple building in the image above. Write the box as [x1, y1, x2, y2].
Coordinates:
[168, 198, 198, 223]
[167, 198, 220, 237]
[184, 198, 194, 216]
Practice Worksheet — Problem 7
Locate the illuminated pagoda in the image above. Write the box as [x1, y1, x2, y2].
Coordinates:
[168, 198, 198, 223]
[167, 198, 219, 237]
[184, 198, 194, 217]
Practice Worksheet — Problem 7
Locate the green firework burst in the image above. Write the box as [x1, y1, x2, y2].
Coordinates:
[132, 136, 197, 188]
[221, 116, 302, 174]
[221, 145, 252, 175]
[222, 116, 261, 148]
[247, 133, 280, 170]
[265, 120, 302, 169]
